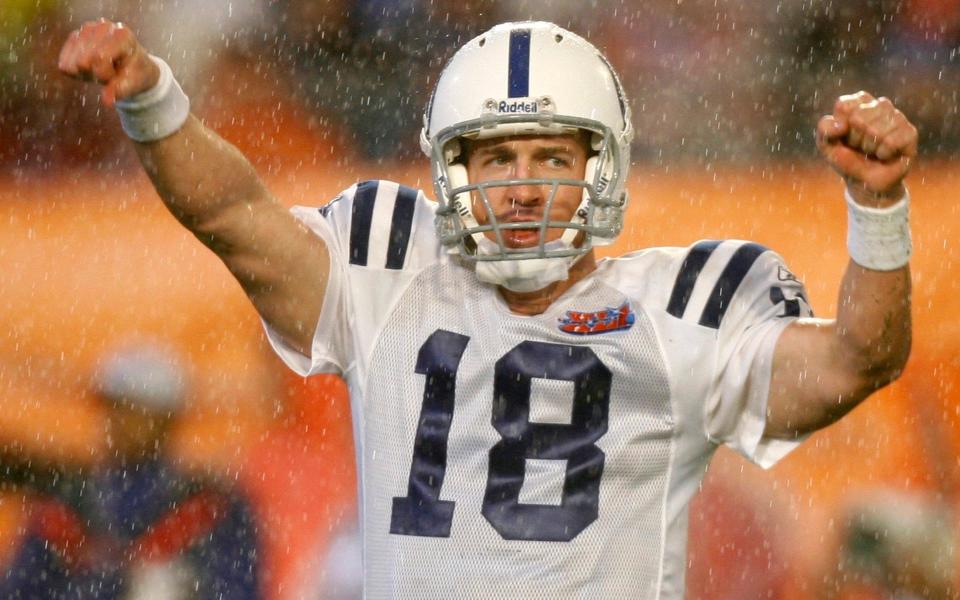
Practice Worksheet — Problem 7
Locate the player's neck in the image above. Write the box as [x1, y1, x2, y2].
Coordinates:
[498, 251, 598, 316]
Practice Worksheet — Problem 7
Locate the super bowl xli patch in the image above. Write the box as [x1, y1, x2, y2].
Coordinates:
[559, 301, 635, 335]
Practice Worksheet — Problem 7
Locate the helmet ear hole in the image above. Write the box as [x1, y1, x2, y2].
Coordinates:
[443, 139, 462, 164]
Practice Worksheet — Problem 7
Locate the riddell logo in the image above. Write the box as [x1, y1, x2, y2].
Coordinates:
[596, 174, 610, 193]
[453, 198, 471, 218]
[497, 100, 539, 114]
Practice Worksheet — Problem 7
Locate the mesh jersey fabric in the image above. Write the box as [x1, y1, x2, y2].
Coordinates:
[262, 180, 813, 599]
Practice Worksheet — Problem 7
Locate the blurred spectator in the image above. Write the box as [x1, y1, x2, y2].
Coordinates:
[0, 344, 262, 599]
[686, 479, 790, 599]
[822, 487, 959, 599]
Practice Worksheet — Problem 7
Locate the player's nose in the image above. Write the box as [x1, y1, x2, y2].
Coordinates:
[505, 159, 543, 206]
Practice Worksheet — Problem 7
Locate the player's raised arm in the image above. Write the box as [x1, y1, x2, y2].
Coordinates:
[765, 91, 916, 438]
[58, 20, 329, 355]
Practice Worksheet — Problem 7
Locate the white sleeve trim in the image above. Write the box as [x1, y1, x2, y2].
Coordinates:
[708, 317, 806, 469]
[746, 318, 809, 468]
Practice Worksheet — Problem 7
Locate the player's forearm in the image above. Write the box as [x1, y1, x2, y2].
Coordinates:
[830, 181, 913, 392]
[769, 180, 914, 436]
[133, 115, 275, 243]
[833, 261, 912, 390]
[767, 266, 910, 438]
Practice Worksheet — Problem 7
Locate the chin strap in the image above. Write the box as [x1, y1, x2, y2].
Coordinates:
[473, 238, 579, 292]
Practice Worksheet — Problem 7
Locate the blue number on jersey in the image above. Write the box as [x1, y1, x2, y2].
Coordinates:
[484, 341, 610, 541]
[391, 331, 612, 542]
[389, 330, 469, 537]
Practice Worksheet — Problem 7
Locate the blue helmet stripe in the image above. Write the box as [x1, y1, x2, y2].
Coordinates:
[508, 29, 531, 98]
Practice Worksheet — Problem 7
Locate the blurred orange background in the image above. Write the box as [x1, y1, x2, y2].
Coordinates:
[1, 103, 958, 598]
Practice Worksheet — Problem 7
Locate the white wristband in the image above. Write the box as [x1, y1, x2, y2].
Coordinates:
[115, 56, 190, 142]
[845, 187, 912, 271]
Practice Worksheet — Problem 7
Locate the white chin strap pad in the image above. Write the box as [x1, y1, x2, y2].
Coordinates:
[475, 258, 572, 292]
[565, 155, 599, 247]
[473, 238, 576, 292]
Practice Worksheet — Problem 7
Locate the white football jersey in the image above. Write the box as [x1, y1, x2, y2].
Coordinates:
[264, 180, 813, 599]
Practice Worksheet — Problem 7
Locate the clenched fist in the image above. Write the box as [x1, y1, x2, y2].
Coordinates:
[816, 91, 919, 207]
[58, 19, 159, 107]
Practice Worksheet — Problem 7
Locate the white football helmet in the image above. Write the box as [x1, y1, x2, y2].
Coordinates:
[421, 21, 633, 292]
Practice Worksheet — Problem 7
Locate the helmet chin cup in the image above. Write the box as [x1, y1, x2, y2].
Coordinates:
[474, 256, 572, 292]
[473, 238, 577, 292]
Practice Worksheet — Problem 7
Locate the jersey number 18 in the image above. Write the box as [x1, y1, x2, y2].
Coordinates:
[390, 329, 612, 542]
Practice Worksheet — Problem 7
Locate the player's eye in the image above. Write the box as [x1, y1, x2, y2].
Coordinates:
[483, 154, 512, 167]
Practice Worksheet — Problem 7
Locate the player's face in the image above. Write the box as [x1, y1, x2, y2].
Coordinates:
[464, 133, 589, 249]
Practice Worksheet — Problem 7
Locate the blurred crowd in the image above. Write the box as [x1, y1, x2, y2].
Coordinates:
[1, 0, 959, 170]
[0, 345, 262, 598]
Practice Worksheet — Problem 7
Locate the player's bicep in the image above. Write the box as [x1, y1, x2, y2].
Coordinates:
[765, 316, 863, 438]
[214, 197, 333, 355]
[703, 246, 814, 465]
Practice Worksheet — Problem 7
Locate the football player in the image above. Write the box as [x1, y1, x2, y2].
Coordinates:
[59, 19, 916, 599]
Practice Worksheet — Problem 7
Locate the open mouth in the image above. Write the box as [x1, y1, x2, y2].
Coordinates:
[502, 229, 541, 248]
[495, 218, 555, 248]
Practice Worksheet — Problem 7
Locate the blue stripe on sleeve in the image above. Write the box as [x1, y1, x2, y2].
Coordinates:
[349, 180, 379, 266]
[666, 240, 721, 320]
[386, 185, 418, 269]
[698, 243, 768, 329]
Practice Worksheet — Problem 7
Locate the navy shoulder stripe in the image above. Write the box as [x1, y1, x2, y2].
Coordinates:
[698, 242, 769, 328]
[349, 180, 379, 266]
[318, 194, 342, 218]
[666, 240, 721, 320]
[385, 185, 418, 270]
